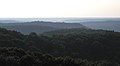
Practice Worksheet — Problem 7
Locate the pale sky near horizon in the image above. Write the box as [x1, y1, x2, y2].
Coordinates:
[0, 0, 120, 18]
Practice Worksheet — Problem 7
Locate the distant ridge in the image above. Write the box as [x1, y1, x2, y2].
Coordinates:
[0, 21, 87, 34]
[0, 20, 19, 23]
[81, 21, 120, 32]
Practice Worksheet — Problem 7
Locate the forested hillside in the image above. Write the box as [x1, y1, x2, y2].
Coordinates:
[0, 28, 120, 66]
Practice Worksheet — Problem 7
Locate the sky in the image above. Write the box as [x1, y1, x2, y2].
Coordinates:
[0, 0, 120, 18]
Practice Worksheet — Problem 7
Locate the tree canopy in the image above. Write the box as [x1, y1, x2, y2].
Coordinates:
[0, 28, 120, 66]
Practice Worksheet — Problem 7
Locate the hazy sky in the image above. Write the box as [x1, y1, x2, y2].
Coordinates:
[0, 0, 120, 18]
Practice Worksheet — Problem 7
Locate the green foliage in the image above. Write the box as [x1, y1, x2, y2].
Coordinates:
[0, 47, 117, 66]
[0, 28, 120, 65]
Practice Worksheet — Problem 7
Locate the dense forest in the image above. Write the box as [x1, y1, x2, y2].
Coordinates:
[0, 27, 120, 66]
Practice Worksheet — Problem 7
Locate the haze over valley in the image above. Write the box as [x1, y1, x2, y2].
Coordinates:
[0, 18, 120, 34]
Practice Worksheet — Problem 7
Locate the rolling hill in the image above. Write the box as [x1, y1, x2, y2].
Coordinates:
[0, 27, 120, 65]
[81, 21, 120, 32]
[0, 21, 87, 34]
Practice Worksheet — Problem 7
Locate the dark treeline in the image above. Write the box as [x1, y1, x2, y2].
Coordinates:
[0, 28, 120, 66]
[0, 47, 114, 66]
